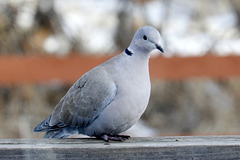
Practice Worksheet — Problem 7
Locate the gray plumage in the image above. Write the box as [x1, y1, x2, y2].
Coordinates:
[34, 26, 164, 141]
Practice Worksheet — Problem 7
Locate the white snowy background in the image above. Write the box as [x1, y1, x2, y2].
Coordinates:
[1, 0, 240, 57]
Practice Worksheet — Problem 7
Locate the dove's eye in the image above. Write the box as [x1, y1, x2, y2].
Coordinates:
[143, 35, 147, 40]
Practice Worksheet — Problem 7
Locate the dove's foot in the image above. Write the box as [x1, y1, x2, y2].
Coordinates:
[99, 134, 130, 142]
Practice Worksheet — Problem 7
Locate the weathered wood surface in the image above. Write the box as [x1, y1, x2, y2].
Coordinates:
[0, 136, 240, 159]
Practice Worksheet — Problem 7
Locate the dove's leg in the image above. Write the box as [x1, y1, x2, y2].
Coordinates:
[99, 134, 130, 142]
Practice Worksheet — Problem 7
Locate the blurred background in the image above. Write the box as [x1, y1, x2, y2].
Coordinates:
[0, 0, 240, 138]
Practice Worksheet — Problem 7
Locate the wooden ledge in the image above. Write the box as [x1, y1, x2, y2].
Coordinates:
[1, 136, 240, 159]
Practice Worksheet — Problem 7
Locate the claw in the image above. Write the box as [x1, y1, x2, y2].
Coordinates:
[100, 134, 130, 142]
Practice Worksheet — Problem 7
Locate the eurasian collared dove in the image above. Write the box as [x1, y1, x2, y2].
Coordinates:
[34, 26, 164, 142]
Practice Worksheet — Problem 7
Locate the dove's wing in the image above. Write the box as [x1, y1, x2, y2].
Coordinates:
[49, 66, 117, 128]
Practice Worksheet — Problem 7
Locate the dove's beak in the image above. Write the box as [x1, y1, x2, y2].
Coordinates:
[155, 44, 164, 53]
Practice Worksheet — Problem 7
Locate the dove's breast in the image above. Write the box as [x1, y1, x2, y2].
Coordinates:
[83, 53, 151, 136]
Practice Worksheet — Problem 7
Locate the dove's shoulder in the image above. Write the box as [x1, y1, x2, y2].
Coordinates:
[49, 65, 118, 128]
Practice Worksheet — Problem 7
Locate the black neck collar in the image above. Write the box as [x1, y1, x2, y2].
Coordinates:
[125, 48, 133, 56]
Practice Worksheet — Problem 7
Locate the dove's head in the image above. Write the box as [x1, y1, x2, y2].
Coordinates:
[127, 26, 164, 56]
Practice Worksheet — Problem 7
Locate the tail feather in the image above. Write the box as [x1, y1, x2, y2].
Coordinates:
[43, 128, 76, 138]
[43, 129, 66, 138]
[34, 115, 79, 138]
[34, 115, 55, 132]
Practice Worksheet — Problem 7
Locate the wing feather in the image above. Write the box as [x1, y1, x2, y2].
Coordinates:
[49, 67, 117, 128]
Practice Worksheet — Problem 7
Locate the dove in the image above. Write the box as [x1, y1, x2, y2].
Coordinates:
[34, 26, 164, 142]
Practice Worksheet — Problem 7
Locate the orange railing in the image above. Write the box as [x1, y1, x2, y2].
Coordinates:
[0, 54, 240, 85]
